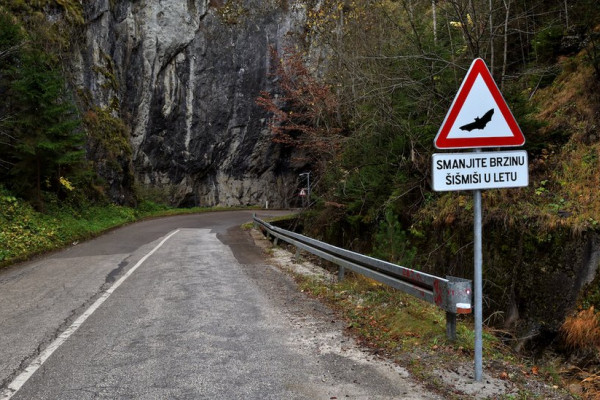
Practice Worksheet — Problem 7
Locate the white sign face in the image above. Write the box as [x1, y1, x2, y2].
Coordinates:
[445, 75, 514, 140]
[432, 150, 528, 191]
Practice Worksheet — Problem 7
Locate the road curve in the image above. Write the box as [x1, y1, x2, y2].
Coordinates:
[0, 210, 440, 399]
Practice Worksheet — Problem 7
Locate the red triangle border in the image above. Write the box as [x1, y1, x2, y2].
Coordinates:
[434, 58, 525, 149]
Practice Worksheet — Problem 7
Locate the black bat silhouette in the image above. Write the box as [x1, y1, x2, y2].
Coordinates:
[459, 108, 494, 131]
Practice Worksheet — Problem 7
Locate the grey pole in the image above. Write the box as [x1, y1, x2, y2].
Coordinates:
[306, 172, 310, 206]
[474, 188, 483, 382]
[299, 172, 311, 208]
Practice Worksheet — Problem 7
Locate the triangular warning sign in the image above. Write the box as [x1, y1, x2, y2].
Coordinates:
[434, 58, 525, 149]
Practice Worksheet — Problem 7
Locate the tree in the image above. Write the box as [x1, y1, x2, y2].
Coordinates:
[372, 208, 416, 266]
[0, 8, 83, 208]
[8, 49, 83, 206]
[256, 46, 345, 170]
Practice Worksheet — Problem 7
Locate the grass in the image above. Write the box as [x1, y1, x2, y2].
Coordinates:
[296, 272, 501, 357]
[560, 307, 600, 352]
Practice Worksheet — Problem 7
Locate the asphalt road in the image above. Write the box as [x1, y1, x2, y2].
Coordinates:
[0, 210, 441, 399]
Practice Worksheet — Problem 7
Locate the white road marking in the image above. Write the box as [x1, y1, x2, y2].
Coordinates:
[0, 230, 180, 400]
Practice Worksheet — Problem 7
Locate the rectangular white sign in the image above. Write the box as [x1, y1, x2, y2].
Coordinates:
[432, 150, 528, 191]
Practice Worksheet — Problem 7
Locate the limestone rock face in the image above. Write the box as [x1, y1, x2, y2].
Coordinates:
[75, 0, 309, 207]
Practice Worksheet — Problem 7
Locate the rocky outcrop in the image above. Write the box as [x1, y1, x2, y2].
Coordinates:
[74, 0, 310, 207]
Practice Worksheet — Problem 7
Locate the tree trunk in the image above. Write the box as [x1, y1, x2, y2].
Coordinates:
[432, 0, 437, 45]
[35, 155, 44, 212]
[501, 0, 511, 91]
[489, 0, 494, 76]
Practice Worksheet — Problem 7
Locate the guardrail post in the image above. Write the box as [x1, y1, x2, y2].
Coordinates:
[338, 266, 345, 282]
[446, 312, 457, 341]
[295, 247, 301, 262]
[443, 276, 473, 342]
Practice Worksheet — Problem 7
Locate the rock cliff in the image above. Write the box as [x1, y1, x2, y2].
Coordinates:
[74, 0, 309, 207]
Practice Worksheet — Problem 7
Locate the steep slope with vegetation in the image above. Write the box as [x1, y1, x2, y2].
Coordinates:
[258, 0, 600, 368]
[0, 0, 136, 207]
[0, 1, 85, 209]
[0, 0, 142, 265]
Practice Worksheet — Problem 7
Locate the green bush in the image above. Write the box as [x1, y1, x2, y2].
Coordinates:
[371, 209, 416, 267]
[0, 186, 137, 266]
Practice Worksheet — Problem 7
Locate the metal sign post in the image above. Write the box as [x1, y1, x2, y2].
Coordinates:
[473, 182, 483, 381]
[299, 172, 311, 207]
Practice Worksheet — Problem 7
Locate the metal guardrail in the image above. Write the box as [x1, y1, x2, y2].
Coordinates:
[253, 215, 472, 340]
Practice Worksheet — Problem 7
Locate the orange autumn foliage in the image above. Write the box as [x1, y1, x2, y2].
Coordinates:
[256, 46, 345, 167]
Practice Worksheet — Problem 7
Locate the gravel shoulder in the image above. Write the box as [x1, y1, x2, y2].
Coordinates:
[231, 228, 444, 399]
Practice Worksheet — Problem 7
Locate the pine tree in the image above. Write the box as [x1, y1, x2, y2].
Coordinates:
[7, 48, 83, 207]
